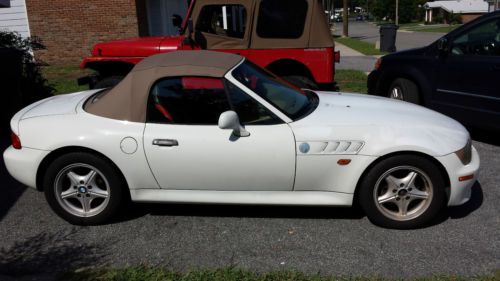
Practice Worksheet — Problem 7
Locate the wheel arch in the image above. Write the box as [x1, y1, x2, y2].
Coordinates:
[353, 151, 451, 206]
[378, 67, 432, 105]
[36, 146, 129, 193]
[266, 59, 316, 81]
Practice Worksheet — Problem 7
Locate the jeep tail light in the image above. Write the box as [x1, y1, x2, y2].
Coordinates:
[374, 58, 382, 70]
[11, 131, 21, 149]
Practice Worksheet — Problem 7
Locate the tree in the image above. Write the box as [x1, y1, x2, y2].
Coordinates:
[343, 0, 349, 37]
[371, 0, 422, 23]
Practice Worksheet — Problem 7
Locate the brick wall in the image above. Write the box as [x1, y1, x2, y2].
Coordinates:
[461, 13, 483, 24]
[26, 0, 140, 65]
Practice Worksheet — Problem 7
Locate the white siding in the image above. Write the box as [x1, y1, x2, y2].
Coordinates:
[0, 0, 30, 38]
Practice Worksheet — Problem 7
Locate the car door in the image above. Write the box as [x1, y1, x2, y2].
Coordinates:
[433, 17, 500, 128]
[143, 76, 296, 191]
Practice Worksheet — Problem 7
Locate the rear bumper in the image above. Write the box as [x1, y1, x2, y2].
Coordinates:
[367, 70, 381, 95]
[436, 146, 480, 206]
[3, 146, 49, 189]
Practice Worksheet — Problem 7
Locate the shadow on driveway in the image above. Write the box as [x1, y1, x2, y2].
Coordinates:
[0, 228, 109, 280]
[111, 203, 366, 225]
[431, 182, 484, 226]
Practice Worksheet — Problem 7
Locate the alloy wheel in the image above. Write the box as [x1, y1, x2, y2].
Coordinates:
[54, 163, 110, 218]
[373, 166, 433, 221]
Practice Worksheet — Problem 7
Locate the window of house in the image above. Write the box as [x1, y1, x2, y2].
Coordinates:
[0, 0, 10, 8]
[196, 5, 247, 39]
[256, 0, 308, 39]
[148, 77, 230, 125]
[452, 19, 500, 56]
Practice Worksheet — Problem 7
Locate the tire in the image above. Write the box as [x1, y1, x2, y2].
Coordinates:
[94, 76, 124, 89]
[358, 155, 445, 229]
[388, 78, 420, 104]
[283, 75, 319, 90]
[43, 152, 125, 225]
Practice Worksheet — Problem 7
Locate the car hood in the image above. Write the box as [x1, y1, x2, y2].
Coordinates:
[91, 36, 181, 57]
[290, 92, 469, 156]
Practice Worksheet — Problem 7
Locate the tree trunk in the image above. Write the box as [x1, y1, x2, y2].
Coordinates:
[342, 0, 348, 37]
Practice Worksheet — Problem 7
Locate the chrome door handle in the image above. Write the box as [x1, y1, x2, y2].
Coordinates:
[152, 139, 178, 147]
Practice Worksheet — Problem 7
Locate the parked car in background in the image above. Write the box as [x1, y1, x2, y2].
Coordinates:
[4, 51, 479, 229]
[368, 11, 500, 131]
[356, 14, 364, 21]
[78, 0, 340, 90]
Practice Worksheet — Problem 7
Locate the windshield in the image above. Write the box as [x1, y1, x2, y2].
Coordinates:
[230, 61, 318, 120]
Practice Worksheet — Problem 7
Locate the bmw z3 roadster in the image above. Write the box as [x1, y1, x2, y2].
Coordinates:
[3, 51, 480, 228]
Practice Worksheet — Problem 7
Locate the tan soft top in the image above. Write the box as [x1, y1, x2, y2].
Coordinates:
[85, 51, 243, 122]
[188, 0, 333, 50]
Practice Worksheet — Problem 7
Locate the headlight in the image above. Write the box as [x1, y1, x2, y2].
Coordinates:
[454, 139, 472, 165]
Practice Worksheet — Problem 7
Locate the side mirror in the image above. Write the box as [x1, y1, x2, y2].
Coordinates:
[172, 14, 183, 29]
[437, 38, 449, 52]
[218, 111, 250, 137]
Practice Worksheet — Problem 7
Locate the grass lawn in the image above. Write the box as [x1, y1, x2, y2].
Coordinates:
[335, 69, 368, 93]
[414, 25, 460, 33]
[42, 66, 368, 95]
[62, 266, 500, 281]
[42, 65, 91, 95]
[335, 36, 385, 56]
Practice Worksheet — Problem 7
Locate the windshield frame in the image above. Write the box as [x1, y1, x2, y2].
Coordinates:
[226, 60, 318, 122]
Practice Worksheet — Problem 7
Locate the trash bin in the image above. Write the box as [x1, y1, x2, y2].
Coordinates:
[379, 24, 398, 53]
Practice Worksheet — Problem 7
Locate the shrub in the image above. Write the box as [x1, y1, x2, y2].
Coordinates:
[0, 31, 54, 136]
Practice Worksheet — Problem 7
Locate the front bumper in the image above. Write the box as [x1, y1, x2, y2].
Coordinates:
[3, 146, 49, 189]
[436, 146, 480, 206]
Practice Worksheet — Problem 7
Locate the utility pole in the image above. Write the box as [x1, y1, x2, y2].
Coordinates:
[395, 0, 399, 25]
[343, 0, 348, 37]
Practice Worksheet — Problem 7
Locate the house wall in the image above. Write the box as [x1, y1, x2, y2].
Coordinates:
[0, 0, 30, 38]
[461, 13, 483, 23]
[25, 0, 141, 65]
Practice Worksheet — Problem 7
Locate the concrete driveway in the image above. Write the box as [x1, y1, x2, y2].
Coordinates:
[0, 137, 499, 280]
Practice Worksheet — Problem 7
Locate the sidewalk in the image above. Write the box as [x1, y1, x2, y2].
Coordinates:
[335, 42, 377, 73]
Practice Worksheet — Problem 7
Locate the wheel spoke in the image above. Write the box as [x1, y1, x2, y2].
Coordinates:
[61, 189, 78, 199]
[402, 171, 418, 188]
[378, 194, 398, 204]
[79, 196, 92, 213]
[397, 198, 410, 216]
[409, 188, 429, 200]
[83, 170, 97, 186]
[384, 175, 400, 190]
[66, 171, 81, 187]
[89, 186, 109, 199]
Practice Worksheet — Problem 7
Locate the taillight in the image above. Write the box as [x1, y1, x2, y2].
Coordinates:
[10, 131, 22, 149]
[374, 58, 382, 70]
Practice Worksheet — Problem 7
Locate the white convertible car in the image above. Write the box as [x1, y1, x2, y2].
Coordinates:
[4, 51, 479, 228]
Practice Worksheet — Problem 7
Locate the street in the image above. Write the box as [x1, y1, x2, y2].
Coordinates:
[1, 138, 499, 280]
[335, 20, 445, 74]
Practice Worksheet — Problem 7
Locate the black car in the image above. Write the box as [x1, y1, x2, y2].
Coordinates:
[368, 11, 500, 131]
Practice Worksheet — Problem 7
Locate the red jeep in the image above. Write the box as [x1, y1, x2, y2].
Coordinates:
[79, 0, 339, 89]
